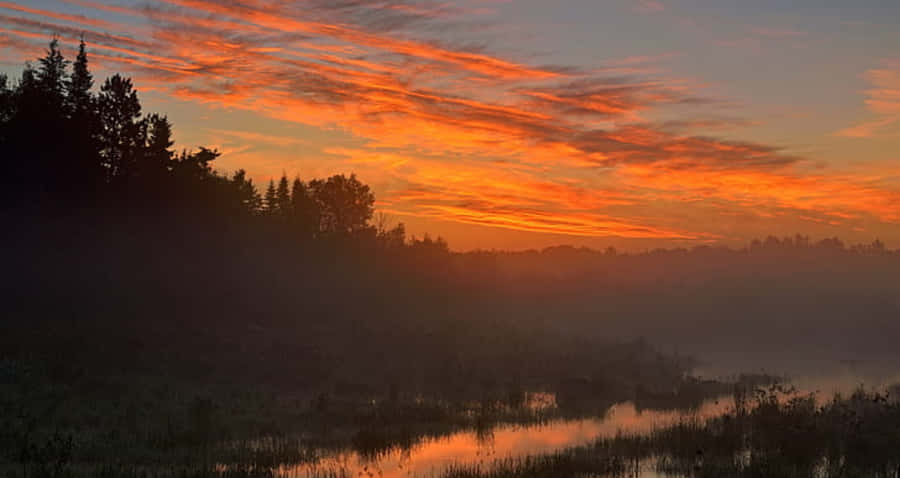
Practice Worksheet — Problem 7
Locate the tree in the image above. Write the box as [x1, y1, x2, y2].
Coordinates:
[0, 74, 10, 119]
[290, 177, 318, 239]
[375, 213, 406, 249]
[65, 39, 103, 190]
[173, 147, 218, 181]
[19, 64, 37, 92]
[309, 174, 375, 236]
[263, 180, 277, 215]
[144, 114, 174, 171]
[410, 233, 449, 253]
[98, 74, 143, 181]
[0, 74, 11, 140]
[0, 73, 13, 197]
[1, 64, 39, 205]
[67, 38, 93, 115]
[17, 40, 72, 201]
[231, 170, 262, 214]
[36, 38, 68, 108]
[275, 174, 291, 217]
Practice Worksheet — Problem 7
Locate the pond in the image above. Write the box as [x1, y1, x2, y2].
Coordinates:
[260, 368, 900, 478]
[276, 396, 733, 478]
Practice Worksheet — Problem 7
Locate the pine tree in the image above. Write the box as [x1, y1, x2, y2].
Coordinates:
[65, 39, 103, 192]
[3, 64, 38, 203]
[264, 180, 277, 215]
[0, 73, 11, 132]
[290, 177, 306, 214]
[290, 177, 318, 238]
[145, 114, 174, 170]
[36, 38, 69, 105]
[31, 40, 70, 200]
[276, 174, 291, 217]
[173, 147, 218, 181]
[20, 64, 37, 90]
[0, 73, 11, 185]
[68, 38, 93, 115]
[231, 170, 262, 214]
[98, 74, 143, 181]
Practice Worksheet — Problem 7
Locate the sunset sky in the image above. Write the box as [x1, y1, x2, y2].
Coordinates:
[2, 0, 899, 250]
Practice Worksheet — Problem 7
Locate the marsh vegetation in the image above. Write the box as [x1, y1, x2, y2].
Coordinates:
[445, 384, 900, 478]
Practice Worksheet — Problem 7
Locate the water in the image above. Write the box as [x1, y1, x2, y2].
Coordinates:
[278, 397, 733, 478]
[223, 369, 900, 478]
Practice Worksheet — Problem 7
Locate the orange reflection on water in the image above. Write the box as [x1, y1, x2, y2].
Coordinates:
[281, 397, 733, 478]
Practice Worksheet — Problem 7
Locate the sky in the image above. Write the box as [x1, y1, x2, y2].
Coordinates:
[1, 0, 899, 251]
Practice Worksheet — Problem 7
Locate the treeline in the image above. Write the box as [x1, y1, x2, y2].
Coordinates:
[1, 39, 436, 258]
[2, 41, 893, 265]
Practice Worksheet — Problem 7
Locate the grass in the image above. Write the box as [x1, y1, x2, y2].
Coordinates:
[1, 355, 764, 478]
[8, 361, 899, 478]
[443, 384, 900, 478]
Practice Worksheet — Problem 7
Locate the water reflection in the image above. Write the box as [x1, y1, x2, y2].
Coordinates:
[248, 371, 900, 478]
[280, 397, 733, 478]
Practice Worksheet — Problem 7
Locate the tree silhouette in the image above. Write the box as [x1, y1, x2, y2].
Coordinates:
[68, 39, 92, 115]
[66, 39, 103, 194]
[98, 75, 143, 183]
[264, 180, 277, 215]
[0, 74, 11, 141]
[309, 174, 375, 236]
[36, 38, 68, 109]
[375, 214, 406, 249]
[1, 64, 36, 206]
[231, 170, 262, 214]
[276, 174, 291, 218]
[24, 41, 70, 201]
[144, 115, 174, 173]
[173, 147, 218, 181]
[0, 38, 396, 250]
[290, 177, 318, 239]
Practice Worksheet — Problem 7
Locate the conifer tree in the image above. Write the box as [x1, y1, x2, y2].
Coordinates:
[0, 73, 11, 186]
[36, 38, 68, 106]
[231, 170, 262, 214]
[30, 40, 70, 199]
[2, 64, 38, 202]
[20, 64, 37, 91]
[68, 39, 93, 115]
[276, 174, 291, 217]
[264, 180, 277, 215]
[173, 147, 218, 181]
[98, 74, 143, 181]
[145, 114, 174, 170]
[290, 177, 318, 238]
[65, 39, 104, 191]
[0, 73, 11, 134]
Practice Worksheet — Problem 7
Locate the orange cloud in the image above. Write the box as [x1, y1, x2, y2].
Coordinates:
[865, 66, 900, 115]
[159, 0, 563, 80]
[836, 117, 898, 138]
[0, 1, 114, 29]
[617, 163, 900, 225]
[2, 1, 900, 244]
[837, 61, 900, 139]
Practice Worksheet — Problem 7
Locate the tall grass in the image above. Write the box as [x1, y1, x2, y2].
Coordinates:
[0, 356, 789, 478]
[443, 384, 900, 478]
